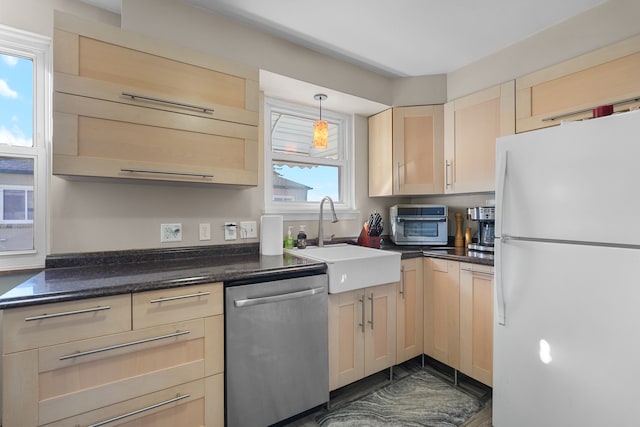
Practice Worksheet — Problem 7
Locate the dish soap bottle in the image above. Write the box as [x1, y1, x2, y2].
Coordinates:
[297, 225, 307, 249]
[284, 226, 295, 249]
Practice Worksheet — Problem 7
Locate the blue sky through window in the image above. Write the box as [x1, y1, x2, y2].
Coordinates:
[276, 164, 339, 202]
[0, 53, 33, 147]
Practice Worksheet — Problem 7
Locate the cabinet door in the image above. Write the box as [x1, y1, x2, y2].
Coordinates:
[460, 263, 494, 386]
[364, 283, 397, 376]
[444, 81, 515, 193]
[424, 258, 460, 368]
[396, 258, 424, 364]
[328, 290, 365, 391]
[392, 105, 444, 195]
[516, 34, 640, 132]
[368, 109, 393, 197]
[52, 11, 259, 186]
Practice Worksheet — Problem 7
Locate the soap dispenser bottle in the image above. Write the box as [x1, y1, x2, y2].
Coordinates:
[297, 225, 307, 249]
[284, 226, 295, 249]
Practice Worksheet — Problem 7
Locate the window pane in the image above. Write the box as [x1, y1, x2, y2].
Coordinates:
[3, 190, 25, 219]
[0, 156, 34, 252]
[272, 162, 339, 202]
[0, 53, 33, 147]
[271, 112, 338, 160]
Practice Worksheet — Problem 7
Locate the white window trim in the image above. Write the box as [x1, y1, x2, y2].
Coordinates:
[0, 25, 51, 271]
[263, 97, 358, 221]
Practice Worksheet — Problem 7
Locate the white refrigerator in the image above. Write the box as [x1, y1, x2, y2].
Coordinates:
[494, 109, 640, 427]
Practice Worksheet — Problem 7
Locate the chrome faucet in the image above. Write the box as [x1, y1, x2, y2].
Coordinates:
[318, 196, 339, 247]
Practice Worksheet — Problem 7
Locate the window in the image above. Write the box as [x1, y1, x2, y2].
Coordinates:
[264, 97, 356, 219]
[0, 25, 50, 270]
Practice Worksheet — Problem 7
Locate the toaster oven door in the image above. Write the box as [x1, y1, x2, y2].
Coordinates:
[394, 218, 447, 244]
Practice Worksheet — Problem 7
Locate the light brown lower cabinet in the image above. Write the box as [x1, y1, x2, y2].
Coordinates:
[1, 283, 224, 427]
[396, 258, 424, 364]
[328, 283, 397, 391]
[424, 258, 494, 387]
[459, 262, 494, 386]
[424, 258, 460, 369]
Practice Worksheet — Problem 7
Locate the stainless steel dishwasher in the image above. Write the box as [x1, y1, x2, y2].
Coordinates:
[225, 272, 329, 427]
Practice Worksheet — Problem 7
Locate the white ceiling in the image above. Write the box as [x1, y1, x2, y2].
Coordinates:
[82, 0, 605, 77]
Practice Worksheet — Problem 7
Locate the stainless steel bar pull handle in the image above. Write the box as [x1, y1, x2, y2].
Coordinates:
[121, 168, 214, 179]
[59, 330, 191, 360]
[122, 91, 214, 114]
[234, 287, 325, 307]
[25, 305, 111, 321]
[445, 160, 452, 188]
[368, 292, 374, 330]
[359, 295, 365, 332]
[399, 265, 405, 299]
[460, 267, 494, 277]
[149, 292, 211, 304]
[87, 393, 191, 427]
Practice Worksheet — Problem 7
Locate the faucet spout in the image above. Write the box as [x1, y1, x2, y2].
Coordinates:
[318, 196, 338, 247]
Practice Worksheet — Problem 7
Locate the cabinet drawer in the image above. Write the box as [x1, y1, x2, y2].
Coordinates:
[42, 375, 223, 427]
[133, 283, 223, 329]
[29, 319, 206, 425]
[2, 294, 131, 354]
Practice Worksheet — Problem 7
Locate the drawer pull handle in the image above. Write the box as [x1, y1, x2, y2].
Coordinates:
[541, 95, 640, 122]
[86, 393, 191, 427]
[149, 291, 211, 304]
[25, 305, 111, 321]
[122, 91, 214, 114]
[59, 330, 191, 360]
[460, 267, 494, 276]
[121, 168, 214, 179]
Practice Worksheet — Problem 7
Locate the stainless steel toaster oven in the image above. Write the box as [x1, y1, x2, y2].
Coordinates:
[389, 204, 448, 245]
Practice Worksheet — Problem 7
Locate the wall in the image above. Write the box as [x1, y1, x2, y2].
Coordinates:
[2, 0, 640, 255]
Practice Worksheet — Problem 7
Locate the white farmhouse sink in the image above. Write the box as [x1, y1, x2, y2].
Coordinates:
[285, 244, 401, 294]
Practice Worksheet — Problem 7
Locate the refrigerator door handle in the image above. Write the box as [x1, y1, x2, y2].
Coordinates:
[495, 149, 508, 238]
[495, 237, 506, 325]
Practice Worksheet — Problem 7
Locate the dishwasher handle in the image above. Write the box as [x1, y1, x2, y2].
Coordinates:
[234, 286, 325, 307]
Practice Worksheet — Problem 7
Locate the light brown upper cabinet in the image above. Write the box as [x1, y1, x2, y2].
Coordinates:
[516, 33, 640, 133]
[368, 106, 444, 196]
[52, 11, 259, 186]
[444, 82, 515, 194]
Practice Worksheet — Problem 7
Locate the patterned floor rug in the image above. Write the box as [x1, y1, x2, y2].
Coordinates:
[316, 369, 484, 427]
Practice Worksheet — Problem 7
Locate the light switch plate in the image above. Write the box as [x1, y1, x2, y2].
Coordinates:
[240, 221, 257, 239]
[199, 223, 211, 241]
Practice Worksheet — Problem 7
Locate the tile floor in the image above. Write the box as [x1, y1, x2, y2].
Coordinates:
[277, 356, 492, 427]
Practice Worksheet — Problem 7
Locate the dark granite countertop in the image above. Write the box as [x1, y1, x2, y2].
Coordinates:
[0, 243, 325, 309]
[378, 241, 494, 266]
[0, 238, 492, 310]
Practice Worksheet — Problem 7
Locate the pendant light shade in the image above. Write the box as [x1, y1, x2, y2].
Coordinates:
[313, 94, 328, 149]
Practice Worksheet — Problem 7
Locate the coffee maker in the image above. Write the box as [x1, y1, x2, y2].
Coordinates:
[466, 206, 495, 253]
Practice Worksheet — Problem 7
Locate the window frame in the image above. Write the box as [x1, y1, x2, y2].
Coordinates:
[263, 96, 357, 220]
[0, 25, 51, 271]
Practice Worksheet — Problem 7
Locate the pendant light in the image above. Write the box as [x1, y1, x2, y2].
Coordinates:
[313, 94, 328, 149]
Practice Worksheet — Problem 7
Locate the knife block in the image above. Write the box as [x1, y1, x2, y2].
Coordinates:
[357, 227, 381, 248]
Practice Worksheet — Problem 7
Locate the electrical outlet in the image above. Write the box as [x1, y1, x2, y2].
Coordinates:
[161, 223, 182, 242]
[199, 223, 211, 241]
[224, 222, 237, 241]
[239, 221, 257, 239]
